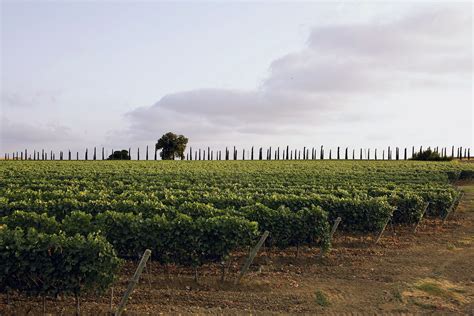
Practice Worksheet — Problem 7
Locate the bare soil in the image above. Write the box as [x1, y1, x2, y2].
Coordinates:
[2, 182, 473, 315]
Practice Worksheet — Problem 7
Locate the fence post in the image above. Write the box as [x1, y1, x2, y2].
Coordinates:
[235, 231, 269, 285]
[115, 249, 151, 316]
[413, 202, 430, 233]
[375, 210, 395, 244]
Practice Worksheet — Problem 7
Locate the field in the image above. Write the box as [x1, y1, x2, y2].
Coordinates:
[1, 160, 473, 314]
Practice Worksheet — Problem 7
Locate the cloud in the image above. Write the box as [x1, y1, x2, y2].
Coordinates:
[0, 117, 78, 151]
[1, 90, 62, 108]
[118, 4, 472, 147]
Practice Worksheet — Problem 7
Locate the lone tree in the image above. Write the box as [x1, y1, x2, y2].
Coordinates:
[155, 132, 188, 160]
[107, 150, 131, 160]
[411, 148, 451, 161]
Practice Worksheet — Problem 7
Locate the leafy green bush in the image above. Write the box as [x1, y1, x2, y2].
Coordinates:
[95, 211, 143, 258]
[388, 193, 425, 224]
[0, 210, 60, 234]
[62, 210, 95, 236]
[95, 211, 258, 267]
[240, 204, 330, 250]
[316, 196, 394, 232]
[411, 148, 451, 161]
[177, 202, 226, 218]
[0, 226, 120, 297]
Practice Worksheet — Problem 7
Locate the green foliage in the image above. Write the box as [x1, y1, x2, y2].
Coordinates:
[107, 150, 131, 160]
[0, 226, 120, 297]
[411, 148, 451, 161]
[1, 210, 60, 234]
[94, 211, 257, 267]
[95, 211, 143, 258]
[315, 290, 330, 307]
[317, 196, 394, 232]
[155, 132, 188, 160]
[0, 158, 472, 299]
[240, 204, 330, 250]
[62, 210, 95, 236]
[388, 192, 425, 223]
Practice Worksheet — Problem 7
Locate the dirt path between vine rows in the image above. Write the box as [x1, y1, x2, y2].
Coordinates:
[1, 182, 473, 315]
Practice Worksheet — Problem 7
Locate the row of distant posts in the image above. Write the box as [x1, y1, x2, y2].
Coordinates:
[3, 145, 471, 161]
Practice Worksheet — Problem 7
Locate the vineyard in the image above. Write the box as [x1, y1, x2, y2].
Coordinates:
[1, 160, 473, 313]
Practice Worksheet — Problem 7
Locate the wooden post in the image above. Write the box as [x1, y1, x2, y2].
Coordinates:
[452, 192, 464, 214]
[413, 202, 430, 233]
[110, 287, 114, 313]
[115, 249, 151, 316]
[75, 293, 81, 316]
[235, 231, 269, 284]
[375, 210, 395, 244]
[443, 191, 464, 224]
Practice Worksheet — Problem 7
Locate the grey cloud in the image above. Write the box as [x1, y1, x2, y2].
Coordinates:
[1, 118, 77, 150]
[1, 90, 61, 108]
[119, 4, 472, 146]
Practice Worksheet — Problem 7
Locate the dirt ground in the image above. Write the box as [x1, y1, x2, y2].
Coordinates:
[1, 181, 473, 315]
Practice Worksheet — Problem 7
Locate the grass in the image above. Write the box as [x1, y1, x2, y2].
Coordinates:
[413, 279, 467, 304]
[392, 287, 404, 303]
[416, 282, 447, 297]
[315, 290, 330, 307]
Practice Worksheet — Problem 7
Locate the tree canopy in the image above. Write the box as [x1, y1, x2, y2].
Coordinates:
[410, 148, 451, 161]
[155, 132, 188, 160]
[107, 150, 131, 160]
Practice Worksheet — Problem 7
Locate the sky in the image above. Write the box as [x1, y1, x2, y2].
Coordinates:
[1, 1, 473, 157]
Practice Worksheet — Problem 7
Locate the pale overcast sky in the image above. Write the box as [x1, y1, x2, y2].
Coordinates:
[1, 1, 472, 156]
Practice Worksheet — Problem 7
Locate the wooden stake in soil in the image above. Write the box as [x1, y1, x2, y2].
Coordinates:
[235, 230, 269, 285]
[375, 212, 394, 244]
[442, 192, 463, 224]
[452, 191, 464, 214]
[75, 293, 80, 316]
[320, 217, 341, 258]
[115, 249, 151, 316]
[413, 202, 430, 233]
[110, 287, 114, 313]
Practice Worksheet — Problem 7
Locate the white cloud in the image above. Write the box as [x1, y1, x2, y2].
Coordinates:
[116, 3, 471, 149]
[0, 117, 78, 152]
